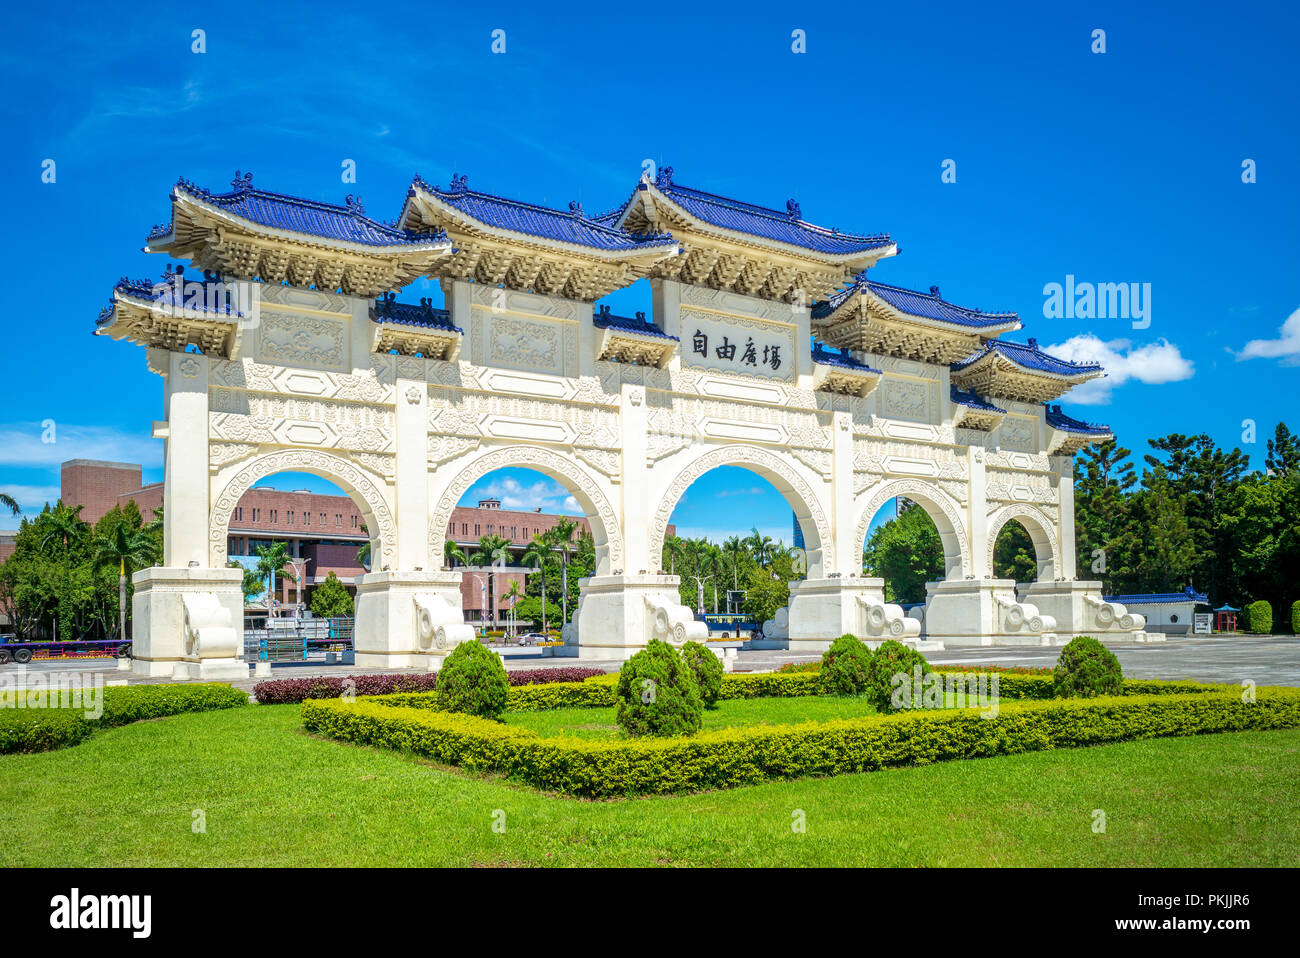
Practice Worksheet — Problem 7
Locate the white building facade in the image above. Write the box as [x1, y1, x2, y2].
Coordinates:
[98, 166, 1148, 677]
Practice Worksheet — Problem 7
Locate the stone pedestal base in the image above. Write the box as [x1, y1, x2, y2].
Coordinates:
[787, 578, 926, 653]
[567, 575, 708, 661]
[1019, 581, 1152, 643]
[924, 579, 1059, 647]
[353, 571, 474, 669]
[131, 567, 245, 678]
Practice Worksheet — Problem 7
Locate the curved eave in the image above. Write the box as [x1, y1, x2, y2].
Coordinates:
[815, 288, 1021, 337]
[811, 353, 882, 397]
[622, 183, 897, 267]
[404, 186, 678, 263]
[153, 191, 453, 259]
[95, 292, 241, 355]
[951, 352, 1105, 403]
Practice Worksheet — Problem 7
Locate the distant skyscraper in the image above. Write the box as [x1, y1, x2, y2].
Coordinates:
[792, 510, 804, 550]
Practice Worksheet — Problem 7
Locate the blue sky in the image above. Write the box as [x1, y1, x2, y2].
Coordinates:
[0, 0, 1296, 546]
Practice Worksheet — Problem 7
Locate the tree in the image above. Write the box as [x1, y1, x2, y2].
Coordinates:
[355, 520, 370, 569]
[1266, 422, 1300, 476]
[548, 518, 579, 623]
[723, 535, 746, 592]
[1141, 466, 1198, 591]
[310, 571, 354, 618]
[863, 500, 944, 604]
[521, 534, 551, 635]
[229, 561, 263, 604]
[470, 534, 511, 627]
[741, 549, 796, 625]
[663, 535, 685, 575]
[92, 517, 157, 641]
[444, 539, 467, 568]
[743, 527, 775, 568]
[500, 579, 523, 634]
[254, 542, 291, 615]
[0, 491, 19, 516]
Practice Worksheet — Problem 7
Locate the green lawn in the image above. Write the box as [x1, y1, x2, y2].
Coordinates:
[2, 703, 1298, 866]
[505, 696, 881, 739]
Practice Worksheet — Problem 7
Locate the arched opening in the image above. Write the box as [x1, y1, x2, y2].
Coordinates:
[855, 480, 969, 587]
[428, 448, 622, 640]
[659, 465, 806, 636]
[992, 519, 1038, 582]
[986, 506, 1058, 582]
[862, 497, 947, 604]
[222, 472, 367, 617]
[649, 448, 833, 638]
[437, 465, 595, 638]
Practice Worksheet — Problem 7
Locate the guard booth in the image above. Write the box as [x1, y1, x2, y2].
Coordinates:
[1214, 605, 1240, 633]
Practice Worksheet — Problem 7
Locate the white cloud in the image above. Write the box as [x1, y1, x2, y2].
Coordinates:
[1043, 335, 1195, 405]
[1233, 307, 1300, 366]
[467, 475, 582, 514]
[716, 486, 766, 498]
[0, 424, 161, 468]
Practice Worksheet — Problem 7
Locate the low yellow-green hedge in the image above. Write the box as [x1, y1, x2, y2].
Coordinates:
[301, 688, 1300, 797]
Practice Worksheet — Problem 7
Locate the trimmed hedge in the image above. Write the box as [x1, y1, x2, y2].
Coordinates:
[1292, 600, 1300, 635]
[302, 688, 1300, 797]
[1245, 600, 1273, 634]
[253, 666, 605, 704]
[0, 683, 248, 754]
[0, 708, 93, 754]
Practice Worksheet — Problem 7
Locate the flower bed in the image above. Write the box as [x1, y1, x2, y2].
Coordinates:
[301, 688, 1300, 797]
[253, 666, 605, 704]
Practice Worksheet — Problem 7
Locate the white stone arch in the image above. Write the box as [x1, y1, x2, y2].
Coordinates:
[986, 503, 1059, 581]
[648, 444, 834, 578]
[856, 478, 970, 580]
[209, 449, 396, 569]
[428, 445, 623, 576]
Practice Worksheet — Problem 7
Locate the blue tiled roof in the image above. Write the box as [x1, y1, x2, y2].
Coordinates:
[1045, 404, 1110, 435]
[811, 344, 881, 374]
[951, 386, 1006, 413]
[641, 167, 892, 256]
[952, 338, 1104, 377]
[593, 305, 678, 341]
[98, 269, 245, 328]
[1103, 587, 1209, 606]
[411, 174, 675, 252]
[158, 172, 447, 248]
[814, 278, 1019, 328]
[372, 293, 461, 334]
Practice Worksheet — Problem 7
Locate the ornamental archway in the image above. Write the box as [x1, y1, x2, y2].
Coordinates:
[648, 444, 834, 580]
[209, 449, 397, 570]
[986, 503, 1058, 581]
[855, 478, 970, 581]
[428, 445, 624, 577]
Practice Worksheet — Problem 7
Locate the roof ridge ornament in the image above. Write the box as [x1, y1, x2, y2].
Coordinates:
[655, 165, 674, 188]
[929, 285, 941, 299]
[345, 194, 366, 215]
[1028, 336, 1039, 349]
[231, 170, 253, 192]
[786, 199, 801, 220]
[448, 173, 468, 193]
[568, 200, 584, 218]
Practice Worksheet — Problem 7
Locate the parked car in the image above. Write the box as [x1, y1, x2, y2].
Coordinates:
[518, 632, 547, 646]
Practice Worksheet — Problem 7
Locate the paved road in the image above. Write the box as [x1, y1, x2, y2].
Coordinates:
[3, 635, 1297, 690]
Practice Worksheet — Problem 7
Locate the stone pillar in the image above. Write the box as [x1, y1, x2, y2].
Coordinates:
[133, 351, 245, 677]
[1056, 455, 1078, 580]
[353, 571, 474, 669]
[393, 371, 428, 571]
[968, 446, 990, 578]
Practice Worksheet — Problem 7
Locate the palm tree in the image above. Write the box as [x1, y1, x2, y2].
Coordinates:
[744, 527, 775, 568]
[723, 535, 745, 591]
[355, 521, 371, 569]
[254, 542, 292, 616]
[0, 491, 19, 516]
[444, 539, 468, 569]
[521, 534, 551, 635]
[549, 518, 578, 624]
[663, 535, 685, 575]
[470, 534, 511, 627]
[41, 502, 88, 552]
[93, 523, 158, 642]
[501, 580, 523, 636]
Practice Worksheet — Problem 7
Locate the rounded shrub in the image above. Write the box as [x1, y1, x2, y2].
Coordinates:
[680, 641, 723, 708]
[1245, 600, 1273, 635]
[1053, 636, 1123, 698]
[435, 640, 509, 720]
[819, 634, 874, 695]
[1291, 600, 1300, 636]
[863, 639, 932, 713]
[615, 639, 703, 737]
